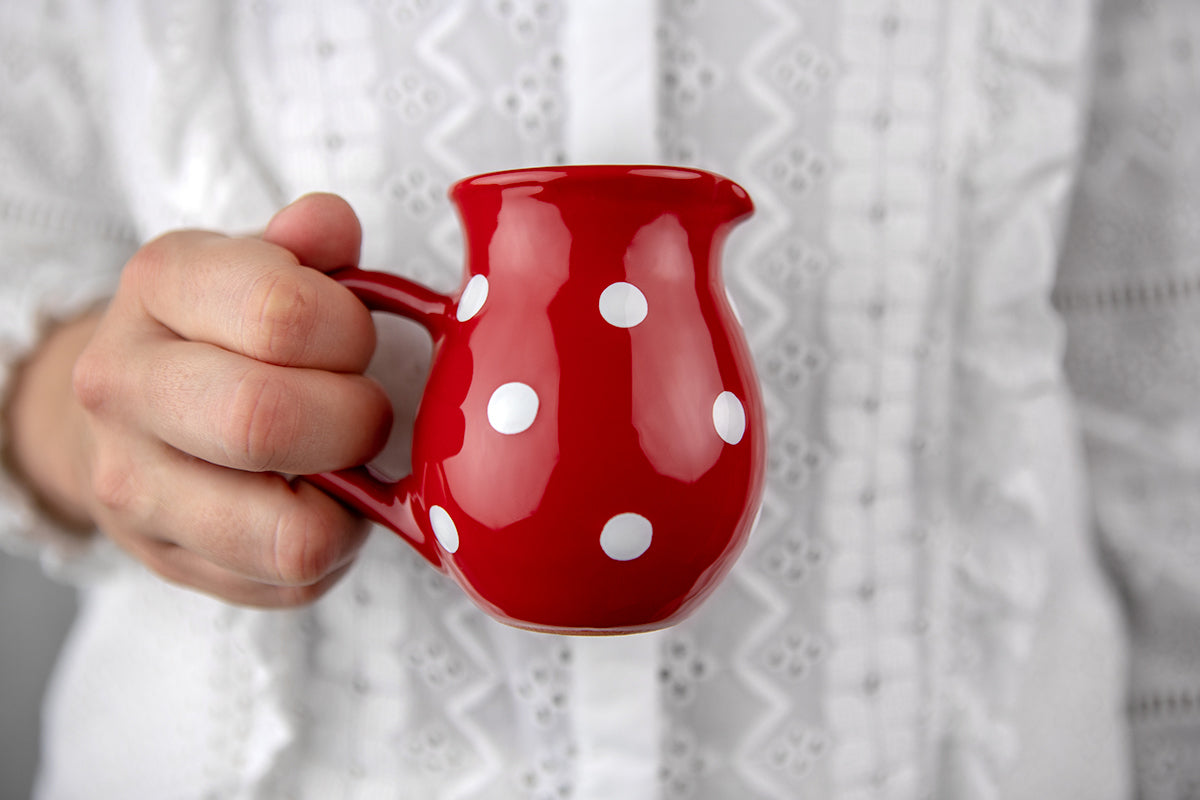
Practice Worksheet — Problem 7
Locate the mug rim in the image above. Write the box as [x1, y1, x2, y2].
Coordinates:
[451, 164, 733, 192]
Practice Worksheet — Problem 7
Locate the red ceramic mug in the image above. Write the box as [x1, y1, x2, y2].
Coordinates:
[309, 165, 765, 634]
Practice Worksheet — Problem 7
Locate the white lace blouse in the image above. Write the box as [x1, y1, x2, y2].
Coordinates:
[1, 0, 1195, 797]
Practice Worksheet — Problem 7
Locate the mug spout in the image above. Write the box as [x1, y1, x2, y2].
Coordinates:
[716, 176, 755, 227]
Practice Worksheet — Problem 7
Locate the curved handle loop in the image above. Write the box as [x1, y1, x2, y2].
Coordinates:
[306, 267, 454, 569]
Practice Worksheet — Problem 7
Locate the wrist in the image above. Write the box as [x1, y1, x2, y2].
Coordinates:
[3, 312, 101, 534]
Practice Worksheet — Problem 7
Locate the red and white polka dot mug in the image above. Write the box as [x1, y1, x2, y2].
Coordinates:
[310, 165, 765, 634]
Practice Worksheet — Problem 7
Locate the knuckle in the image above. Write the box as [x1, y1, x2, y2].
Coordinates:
[71, 347, 115, 413]
[124, 234, 171, 282]
[269, 508, 343, 587]
[122, 231, 191, 293]
[223, 370, 297, 472]
[243, 271, 321, 365]
[90, 459, 144, 518]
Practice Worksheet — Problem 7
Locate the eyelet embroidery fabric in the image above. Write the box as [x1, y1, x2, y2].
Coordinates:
[1055, 0, 1200, 797]
[0, 0, 1173, 797]
[0, 0, 135, 581]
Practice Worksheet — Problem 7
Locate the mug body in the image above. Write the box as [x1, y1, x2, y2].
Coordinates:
[411, 166, 764, 633]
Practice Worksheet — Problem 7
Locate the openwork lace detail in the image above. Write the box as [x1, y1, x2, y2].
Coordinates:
[1053, 272, 1200, 314]
[1056, 0, 1200, 798]
[1132, 689, 1200, 725]
[5, 0, 1136, 796]
[661, 0, 952, 796]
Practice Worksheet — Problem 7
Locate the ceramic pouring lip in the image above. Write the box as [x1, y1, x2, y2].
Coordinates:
[449, 164, 754, 221]
[452, 163, 721, 189]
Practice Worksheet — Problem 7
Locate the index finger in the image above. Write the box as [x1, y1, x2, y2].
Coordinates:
[126, 231, 376, 373]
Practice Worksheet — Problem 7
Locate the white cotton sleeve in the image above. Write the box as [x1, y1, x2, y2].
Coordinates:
[1054, 0, 1200, 794]
[0, 0, 136, 582]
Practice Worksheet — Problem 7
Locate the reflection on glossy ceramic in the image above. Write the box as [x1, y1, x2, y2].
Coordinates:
[309, 165, 765, 635]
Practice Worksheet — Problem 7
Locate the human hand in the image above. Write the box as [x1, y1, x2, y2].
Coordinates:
[22, 194, 392, 606]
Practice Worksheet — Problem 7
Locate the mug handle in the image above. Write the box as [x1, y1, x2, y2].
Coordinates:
[305, 267, 453, 569]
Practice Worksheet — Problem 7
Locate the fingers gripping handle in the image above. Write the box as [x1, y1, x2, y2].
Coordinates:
[306, 469, 442, 566]
[308, 267, 454, 569]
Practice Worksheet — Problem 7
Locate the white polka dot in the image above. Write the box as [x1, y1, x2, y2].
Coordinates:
[712, 391, 746, 445]
[600, 513, 653, 561]
[487, 382, 539, 434]
[429, 505, 459, 553]
[456, 274, 489, 322]
[599, 282, 648, 328]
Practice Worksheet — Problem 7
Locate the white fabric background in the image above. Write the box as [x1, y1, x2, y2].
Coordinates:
[4, 0, 1193, 796]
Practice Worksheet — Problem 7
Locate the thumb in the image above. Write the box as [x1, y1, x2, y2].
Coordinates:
[262, 193, 363, 272]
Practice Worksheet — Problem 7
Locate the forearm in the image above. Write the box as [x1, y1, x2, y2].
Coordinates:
[4, 311, 102, 533]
